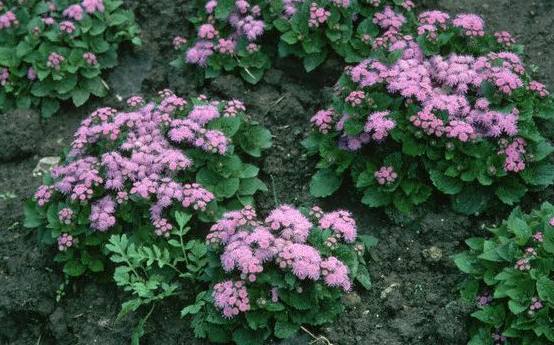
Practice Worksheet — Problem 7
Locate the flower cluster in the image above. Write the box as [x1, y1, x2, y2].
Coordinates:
[455, 202, 554, 344]
[305, 5, 554, 213]
[177, 0, 415, 83]
[26, 91, 271, 277]
[206, 205, 365, 318]
[0, 0, 141, 116]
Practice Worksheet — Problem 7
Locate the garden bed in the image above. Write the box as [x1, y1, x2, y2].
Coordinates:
[1, 0, 554, 344]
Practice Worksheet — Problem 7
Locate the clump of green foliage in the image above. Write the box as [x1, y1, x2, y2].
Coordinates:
[0, 0, 141, 117]
[455, 202, 554, 345]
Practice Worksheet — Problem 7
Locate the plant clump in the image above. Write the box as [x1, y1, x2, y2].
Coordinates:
[455, 202, 554, 345]
[181, 204, 376, 345]
[304, 7, 554, 214]
[174, 0, 415, 84]
[0, 0, 141, 116]
[24, 90, 271, 277]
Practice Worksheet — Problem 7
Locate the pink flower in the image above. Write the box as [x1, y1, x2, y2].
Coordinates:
[90, 196, 116, 231]
[216, 38, 236, 54]
[0, 10, 17, 29]
[35, 185, 54, 206]
[63, 4, 84, 21]
[345, 91, 365, 106]
[173, 36, 187, 49]
[185, 41, 214, 66]
[495, 31, 516, 46]
[47, 52, 64, 70]
[81, 0, 104, 13]
[309, 3, 330, 28]
[331, 0, 350, 8]
[276, 243, 322, 280]
[26, 67, 37, 81]
[364, 111, 396, 141]
[205, 0, 218, 14]
[529, 81, 549, 97]
[453, 14, 485, 37]
[198, 23, 218, 40]
[0, 68, 8, 86]
[57, 233, 75, 251]
[126, 96, 144, 107]
[321, 257, 351, 291]
[319, 210, 357, 242]
[311, 109, 334, 134]
[83, 52, 97, 65]
[265, 205, 312, 243]
[374, 166, 398, 185]
[502, 138, 526, 172]
[418, 11, 450, 27]
[213, 280, 250, 318]
[58, 208, 74, 224]
[373, 6, 406, 31]
[188, 104, 220, 125]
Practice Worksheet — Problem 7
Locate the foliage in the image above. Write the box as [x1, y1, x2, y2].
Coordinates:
[454, 202, 554, 345]
[24, 92, 271, 278]
[0, 0, 141, 117]
[304, 7, 554, 214]
[174, 0, 414, 84]
[182, 205, 376, 345]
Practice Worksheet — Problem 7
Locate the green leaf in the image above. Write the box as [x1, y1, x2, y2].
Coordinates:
[215, 0, 234, 19]
[361, 188, 391, 207]
[356, 265, 372, 290]
[303, 52, 327, 72]
[40, 98, 59, 117]
[453, 253, 479, 274]
[63, 260, 86, 277]
[274, 320, 299, 339]
[23, 202, 42, 228]
[215, 177, 240, 198]
[240, 164, 259, 179]
[506, 208, 531, 245]
[309, 169, 342, 197]
[239, 126, 272, 157]
[240, 67, 265, 85]
[521, 163, 554, 186]
[471, 305, 505, 326]
[72, 89, 91, 107]
[537, 276, 554, 304]
[429, 170, 463, 195]
[281, 31, 299, 45]
[495, 179, 527, 205]
[232, 328, 265, 345]
[452, 186, 490, 215]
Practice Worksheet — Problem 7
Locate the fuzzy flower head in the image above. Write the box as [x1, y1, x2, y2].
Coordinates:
[374, 166, 398, 185]
[0, 67, 8, 86]
[59, 21, 76, 34]
[185, 41, 214, 66]
[63, 4, 84, 21]
[58, 208, 74, 225]
[320, 257, 351, 291]
[319, 210, 357, 243]
[81, 0, 104, 13]
[309, 3, 331, 28]
[453, 14, 485, 37]
[0, 10, 17, 29]
[311, 109, 334, 134]
[57, 233, 75, 251]
[265, 205, 312, 243]
[213, 280, 251, 318]
[47, 52, 64, 70]
[173, 36, 187, 49]
[83, 52, 97, 65]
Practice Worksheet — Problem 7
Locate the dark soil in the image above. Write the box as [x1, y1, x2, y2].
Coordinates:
[1, 1, 554, 344]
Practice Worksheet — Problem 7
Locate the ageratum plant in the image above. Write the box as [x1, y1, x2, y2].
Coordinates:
[23, 91, 271, 277]
[177, 205, 376, 345]
[0, 0, 141, 117]
[304, 7, 554, 214]
[174, 0, 415, 84]
[454, 202, 554, 345]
